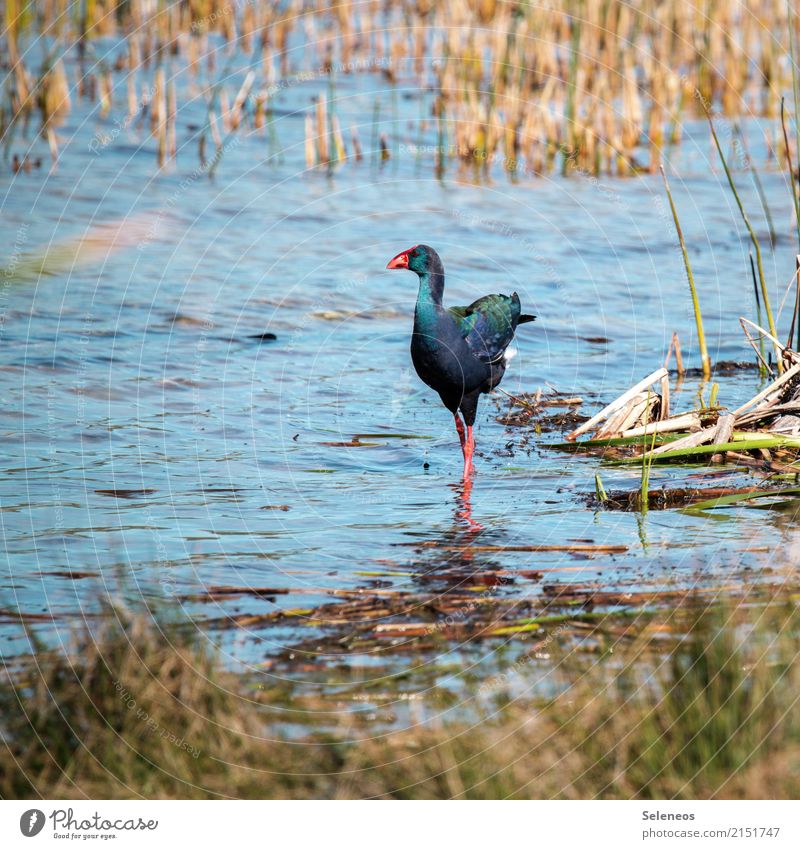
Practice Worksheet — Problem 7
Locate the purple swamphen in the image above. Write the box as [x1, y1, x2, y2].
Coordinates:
[387, 244, 535, 478]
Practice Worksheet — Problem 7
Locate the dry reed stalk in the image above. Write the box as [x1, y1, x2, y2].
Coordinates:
[647, 427, 716, 457]
[671, 332, 685, 376]
[315, 96, 329, 164]
[732, 361, 800, 417]
[710, 413, 736, 462]
[332, 115, 346, 162]
[241, 2, 254, 53]
[127, 72, 137, 121]
[351, 126, 363, 161]
[566, 368, 668, 441]
[741, 318, 775, 376]
[46, 125, 58, 167]
[596, 394, 652, 439]
[99, 67, 112, 117]
[167, 79, 177, 160]
[305, 115, 315, 168]
[741, 317, 800, 366]
[219, 88, 231, 132]
[230, 71, 255, 130]
[209, 110, 222, 155]
[151, 67, 166, 167]
[660, 373, 670, 420]
[12, 0, 800, 183]
[621, 412, 702, 440]
[253, 93, 266, 130]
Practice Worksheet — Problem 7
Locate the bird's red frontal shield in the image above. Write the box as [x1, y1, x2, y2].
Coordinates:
[386, 249, 411, 269]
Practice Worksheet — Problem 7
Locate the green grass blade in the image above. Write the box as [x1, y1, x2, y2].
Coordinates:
[660, 165, 710, 377]
[705, 105, 780, 368]
[685, 486, 800, 512]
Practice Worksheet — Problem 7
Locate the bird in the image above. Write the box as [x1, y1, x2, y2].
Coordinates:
[386, 244, 535, 478]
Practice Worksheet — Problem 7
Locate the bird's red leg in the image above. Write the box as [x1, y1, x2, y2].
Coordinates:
[462, 425, 475, 478]
[454, 414, 466, 456]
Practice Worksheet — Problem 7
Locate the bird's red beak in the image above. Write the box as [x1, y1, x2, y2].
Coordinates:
[386, 249, 410, 270]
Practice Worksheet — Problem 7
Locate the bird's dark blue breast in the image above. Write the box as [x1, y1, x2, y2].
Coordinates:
[410, 312, 490, 398]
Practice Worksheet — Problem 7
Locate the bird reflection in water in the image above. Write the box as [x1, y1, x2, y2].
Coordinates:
[453, 475, 484, 534]
[410, 477, 508, 588]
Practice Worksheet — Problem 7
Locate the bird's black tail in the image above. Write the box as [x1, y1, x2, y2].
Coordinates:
[519, 314, 536, 324]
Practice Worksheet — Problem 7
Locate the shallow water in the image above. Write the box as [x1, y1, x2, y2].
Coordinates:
[2, 44, 799, 692]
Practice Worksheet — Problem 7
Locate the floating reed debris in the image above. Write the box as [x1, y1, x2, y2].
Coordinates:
[566, 368, 667, 442]
[545, 317, 800, 505]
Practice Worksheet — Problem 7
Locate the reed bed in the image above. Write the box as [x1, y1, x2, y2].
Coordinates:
[2, 600, 799, 799]
[3, 0, 800, 178]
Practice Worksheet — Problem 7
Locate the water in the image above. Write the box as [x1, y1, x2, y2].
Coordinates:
[2, 48, 799, 683]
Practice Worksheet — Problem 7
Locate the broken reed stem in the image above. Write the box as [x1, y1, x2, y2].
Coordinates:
[660, 372, 670, 419]
[622, 412, 701, 438]
[784, 260, 800, 353]
[660, 165, 710, 379]
[705, 106, 780, 370]
[46, 124, 58, 168]
[731, 351, 800, 417]
[741, 318, 774, 376]
[594, 472, 608, 503]
[304, 115, 315, 167]
[566, 368, 667, 441]
[496, 387, 537, 409]
[740, 316, 799, 365]
[673, 332, 685, 376]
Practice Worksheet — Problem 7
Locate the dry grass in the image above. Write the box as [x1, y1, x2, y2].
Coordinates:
[2, 602, 799, 799]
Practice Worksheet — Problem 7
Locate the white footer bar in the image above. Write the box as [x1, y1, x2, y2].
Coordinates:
[2, 800, 798, 848]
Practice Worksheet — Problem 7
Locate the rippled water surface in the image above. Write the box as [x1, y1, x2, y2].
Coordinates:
[2, 49, 799, 679]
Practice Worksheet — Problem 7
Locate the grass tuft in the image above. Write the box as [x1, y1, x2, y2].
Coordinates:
[2, 603, 799, 799]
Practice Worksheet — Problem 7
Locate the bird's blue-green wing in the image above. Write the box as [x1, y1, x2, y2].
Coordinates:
[448, 293, 522, 363]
